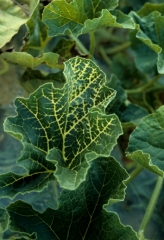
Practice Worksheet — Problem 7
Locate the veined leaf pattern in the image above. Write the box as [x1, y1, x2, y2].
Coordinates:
[42, 0, 135, 38]
[4, 57, 122, 190]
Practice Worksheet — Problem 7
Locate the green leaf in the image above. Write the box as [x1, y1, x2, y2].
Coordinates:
[4, 56, 122, 190]
[0, 0, 39, 48]
[130, 29, 157, 74]
[22, 2, 50, 57]
[130, 4, 164, 74]
[20, 69, 65, 94]
[0, 208, 9, 232]
[7, 157, 138, 240]
[106, 75, 148, 125]
[126, 105, 164, 176]
[110, 53, 148, 90]
[0, 144, 56, 198]
[0, 52, 61, 69]
[42, 0, 135, 38]
[126, 0, 164, 11]
[52, 38, 75, 59]
[137, 2, 164, 17]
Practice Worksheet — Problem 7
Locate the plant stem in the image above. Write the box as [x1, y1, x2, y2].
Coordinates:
[106, 41, 131, 55]
[121, 122, 135, 128]
[71, 35, 89, 56]
[0, 59, 9, 75]
[99, 46, 112, 65]
[125, 74, 162, 94]
[143, 92, 154, 113]
[138, 176, 163, 239]
[124, 165, 143, 185]
[89, 32, 96, 59]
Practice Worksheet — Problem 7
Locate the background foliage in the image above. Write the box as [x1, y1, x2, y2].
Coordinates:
[1, 0, 164, 239]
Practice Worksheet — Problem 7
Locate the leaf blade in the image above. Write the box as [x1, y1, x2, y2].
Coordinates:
[4, 56, 122, 190]
[126, 105, 164, 176]
[7, 157, 138, 240]
[0, 0, 39, 48]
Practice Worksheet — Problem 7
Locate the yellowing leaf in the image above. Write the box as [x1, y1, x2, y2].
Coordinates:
[4, 56, 122, 190]
[0, 0, 39, 48]
[0, 52, 61, 69]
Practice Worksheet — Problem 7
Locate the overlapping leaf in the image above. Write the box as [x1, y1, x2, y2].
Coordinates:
[42, 0, 135, 38]
[7, 157, 138, 240]
[0, 0, 39, 48]
[0, 144, 56, 198]
[0, 208, 9, 233]
[130, 3, 164, 74]
[3, 56, 122, 191]
[126, 105, 164, 176]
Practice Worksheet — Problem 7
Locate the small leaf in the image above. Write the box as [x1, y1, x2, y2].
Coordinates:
[126, 105, 164, 176]
[0, 0, 39, 48]
[0, 208, 9, 232]
[0, 52, 61, 69]
[7, 157, 138, 240]
[42, 0, 135, 38]
[4, 56, 122, 190]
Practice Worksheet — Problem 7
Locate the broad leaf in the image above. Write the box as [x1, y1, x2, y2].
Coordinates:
[126, 105, 164, 176]
[7, 157, 138, 240]
[0, 52, 61, 69]
[130, 4, 164, 74]
[0, 208, 9, 232]
[0, 0, 39, 48]
[42, 0, 135, 38]
[4, 56, 122, 190]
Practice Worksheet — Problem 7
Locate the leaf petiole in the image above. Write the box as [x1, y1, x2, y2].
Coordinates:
[105, 41, 131, 55]
[125, 74, 162, 94]
[124, 165, 143, 185]
[138, 176, 163, 239]
[71, 35, 89, 56]
[89, 32, 96, 59]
